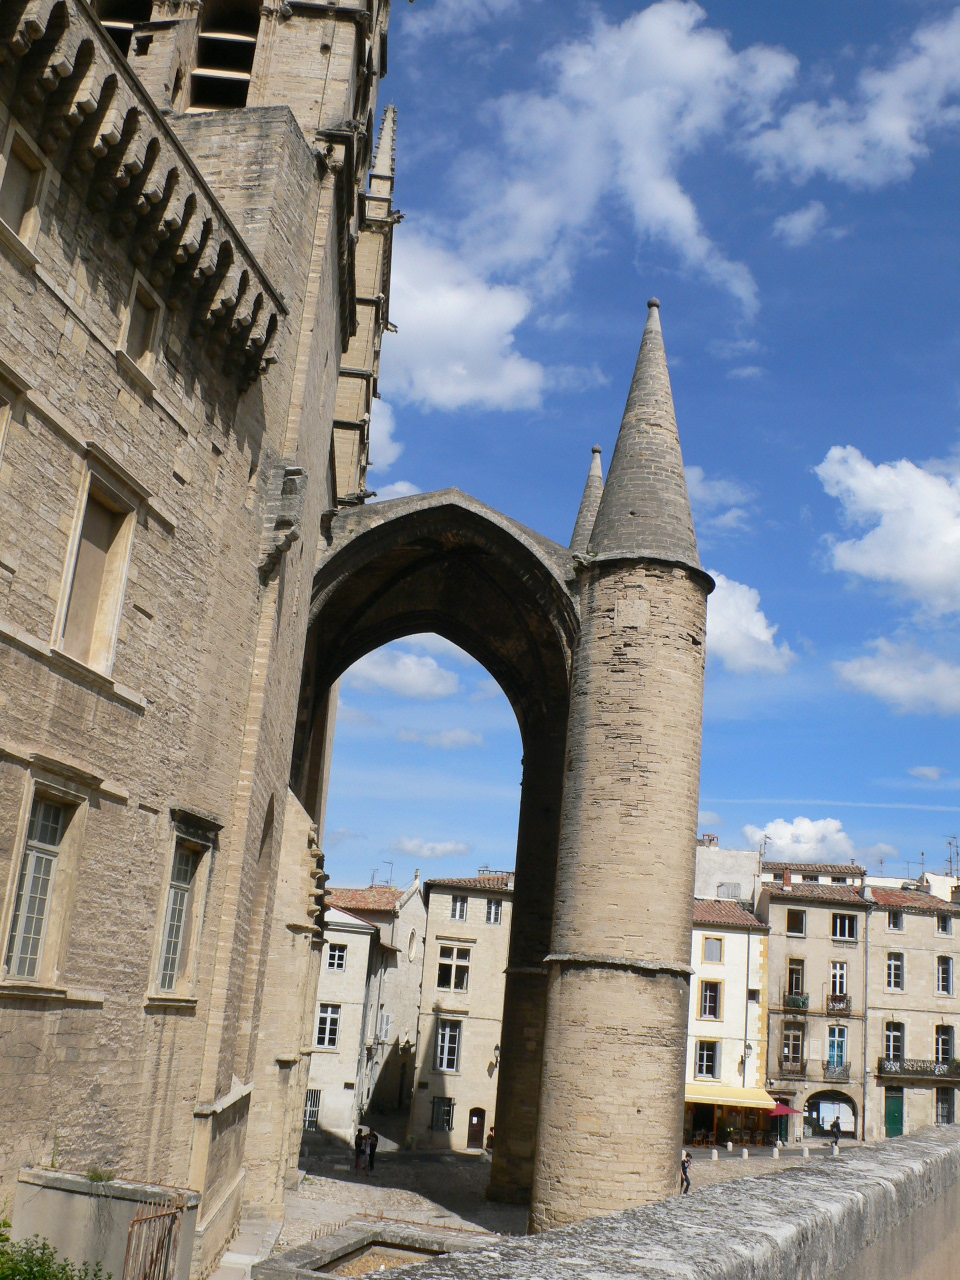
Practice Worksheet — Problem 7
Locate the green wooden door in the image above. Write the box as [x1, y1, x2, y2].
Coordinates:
[884, 1089, 903, 1138]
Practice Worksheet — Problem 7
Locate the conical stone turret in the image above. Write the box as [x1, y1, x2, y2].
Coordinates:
[588, 299, 700, 569]
[569, 446, 603, 554]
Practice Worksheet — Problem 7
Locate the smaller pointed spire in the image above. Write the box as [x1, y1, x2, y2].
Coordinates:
[370, 104, 397, 198]
[570, 446, 604, 554]
[587, 299, 700, 569]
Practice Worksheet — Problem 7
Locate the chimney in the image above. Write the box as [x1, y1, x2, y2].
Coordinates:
[783, 868, 792, 889]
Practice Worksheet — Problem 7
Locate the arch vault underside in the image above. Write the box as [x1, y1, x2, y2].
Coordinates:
[290, 488, 582, 1201]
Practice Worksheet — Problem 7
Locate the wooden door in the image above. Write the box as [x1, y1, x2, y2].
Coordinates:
[467, 1107, 485, 1149]
[884, 1089, 903, 1138]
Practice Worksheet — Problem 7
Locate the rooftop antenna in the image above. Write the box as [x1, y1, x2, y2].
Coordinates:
[383, 861, 394, 885]
[948, 836, 959, 881]
[920, 851, 925, 880]
[877, 856, 884, 878]
[370, 867, 378, 885]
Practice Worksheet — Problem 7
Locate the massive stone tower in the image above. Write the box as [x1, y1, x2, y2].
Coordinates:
[530, 299, 712, 1228]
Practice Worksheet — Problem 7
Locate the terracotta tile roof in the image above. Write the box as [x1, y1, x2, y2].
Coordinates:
[426, 875, 513, 893]
[765, 883, 868, 907]
[870, 887, 960, 916]
[327, 886, 404, 913]
[762, 862, 866, 876]
[693, 900, 767, 931]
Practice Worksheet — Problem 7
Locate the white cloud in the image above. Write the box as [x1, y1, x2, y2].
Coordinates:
[835, 640, 960, 715]
[385, 233, 543, 411]
[909, 765, 945, 781]
[325, 827, 365, 847]
[772, 199, 830, 246]
[747, 8, 960, 188]
[403, 0, 520, 39]
[390, 836, 472, 859]
[463, 1, 798, 314]
[816, 445, 960, 616]
[368, 400, 404, 472]
[727, 365, 764, 379]
[372, 480, 421, 503]
[706, 572, 796, 673]
[744, 816, 855, 861]
[686, 466, 753, 534]
[337, 704, 378, 727]
[345, 649, 460, 699]
[397, 727, 484, 750]
[396, 634, 479, 666]
[698, 810, 723, 828]
[709, 338, 761, 361]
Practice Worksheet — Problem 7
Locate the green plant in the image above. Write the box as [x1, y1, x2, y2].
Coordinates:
[83, 1170, 114, 1185]
[0, 1237, 108, 1280]
[0, 1221, 9, 1247]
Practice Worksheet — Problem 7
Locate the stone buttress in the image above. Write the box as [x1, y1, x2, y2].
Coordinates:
[529, 300, 713, 1230]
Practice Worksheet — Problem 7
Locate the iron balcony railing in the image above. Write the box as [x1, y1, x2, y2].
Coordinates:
[826, 994, 852, 1014]
[878, 1057, 960, 1081]
[783, 993, 809, 1011]
[778, 1058, 807, 1078]
[822, 1062, 851, 1082]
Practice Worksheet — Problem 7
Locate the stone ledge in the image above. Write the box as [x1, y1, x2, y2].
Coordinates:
[370, 1128, 960, 1280]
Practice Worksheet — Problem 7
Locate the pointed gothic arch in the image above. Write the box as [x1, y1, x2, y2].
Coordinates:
[290, 487, 581, 1201]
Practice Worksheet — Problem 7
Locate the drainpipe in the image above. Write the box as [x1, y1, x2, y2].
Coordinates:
[743, 927, 752, 1088]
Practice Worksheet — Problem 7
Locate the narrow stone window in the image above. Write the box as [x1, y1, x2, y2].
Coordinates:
[60, 485, 132, 672]
[827, 1025, 847, 1069]
[158, 842, 202, 991]
[435, 1018, 461, 1072]
[327, 942, 347, 971]
[4, 797, 69, 979]
[450, 895, 467, 922]
[936, 1086, 955, 1126]
[126, 284, 160, 368]
[485, 897, 502, 925]
[886, 952, 904, 992]
[937, 955, 954, 996]
[781, 1027, 804, 1067]
[0, 136, 42, 240]
[831, 961, 847, 996]
[303, 1088, 321, 1131]
[888, 909, 904, 931]
[787, 958, 804, 997]
[937, 913, 952, 936]
[316, 1003, 340, 1048]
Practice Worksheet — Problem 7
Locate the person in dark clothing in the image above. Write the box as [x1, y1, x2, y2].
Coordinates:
[367, 1129, 379, 1172]
[680, 1151, 691, 1195]
[354, 1129, 364, 1173]
[830, 1117, 842, 1149]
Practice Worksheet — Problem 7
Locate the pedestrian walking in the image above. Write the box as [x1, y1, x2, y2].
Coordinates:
[368, 1128, 379, 1173]
[354, 1129, 364, 1174]
[830, 1117, 841, 1150]
[680, 1150, 691, 1195]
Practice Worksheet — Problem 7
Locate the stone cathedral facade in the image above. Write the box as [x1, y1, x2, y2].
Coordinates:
[0, 0, 394, 1270]
[0, 0, 711, 1264]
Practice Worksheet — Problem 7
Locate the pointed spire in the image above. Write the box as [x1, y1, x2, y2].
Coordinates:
[570, 446, 604, 553]
[587, 299, 700, 569]
[370, 104, 397, 198]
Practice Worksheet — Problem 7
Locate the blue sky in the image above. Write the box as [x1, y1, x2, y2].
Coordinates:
[322, 0, 960, 889]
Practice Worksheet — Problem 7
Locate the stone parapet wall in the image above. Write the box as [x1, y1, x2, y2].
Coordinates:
[386, 1127, 960, 1280]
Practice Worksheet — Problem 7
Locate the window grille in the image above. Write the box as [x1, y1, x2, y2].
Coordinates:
[936, 1087, 955, 1126]
[431, 1097, 455, 1130]
[303, 1088, 321, 1131]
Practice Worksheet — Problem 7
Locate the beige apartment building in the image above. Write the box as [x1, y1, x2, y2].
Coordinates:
[865, 885, 960, 1139]
[758, 879, 870, 1142]
[408, 874, 513, 1152]
[0, 0, 395, 1267]
[684, 899, 772, 1145]
[302, 880, 425, 1150]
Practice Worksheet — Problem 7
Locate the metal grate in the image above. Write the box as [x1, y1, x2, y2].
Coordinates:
[122, 1193, 186, 1280]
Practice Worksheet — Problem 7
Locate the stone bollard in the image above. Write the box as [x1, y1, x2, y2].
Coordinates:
[711, 1148, 719, 1161]
[832, 1143, 840, 1157]
[802, 1146, 810, 1159]
[741, 1148, 749, 1160]
[772, 1147, 779, 1160]
[726, 1141, 733, 1153]
[776, 1140, 783, 1149]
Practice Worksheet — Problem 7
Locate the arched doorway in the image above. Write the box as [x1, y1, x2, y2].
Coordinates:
[291, 489, 579, 1203]
[804, 1090, 859, 1139]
